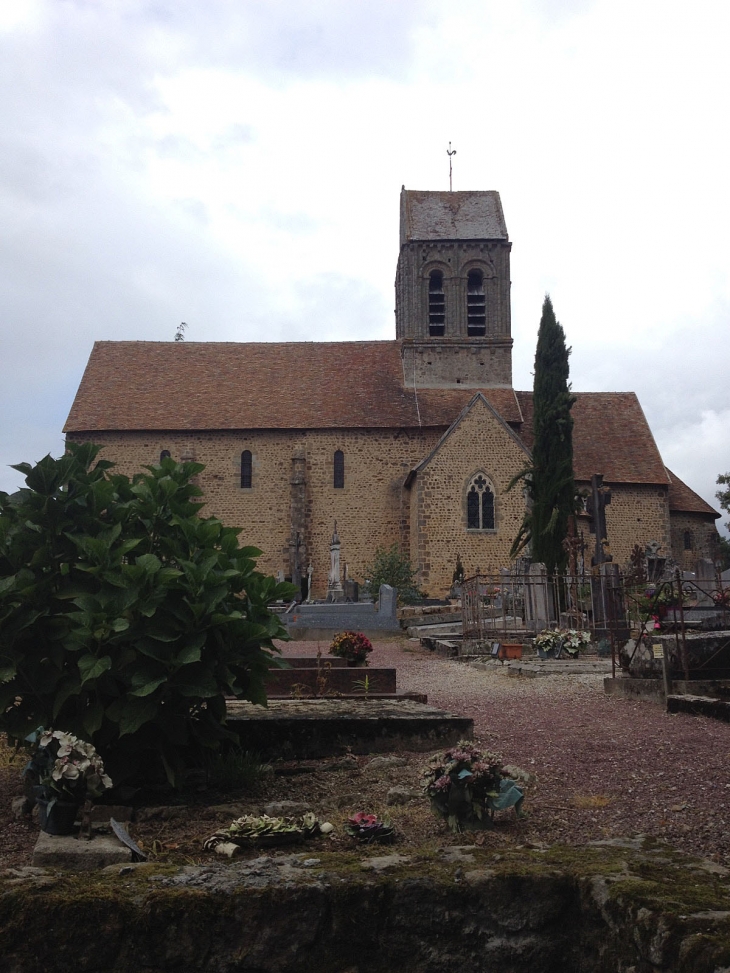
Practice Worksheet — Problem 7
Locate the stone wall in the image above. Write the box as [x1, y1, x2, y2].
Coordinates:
[669, 512, 721, 571]
[408, 397, 529, 596]
[576, 481, 672, 569]
[68, 428, 439, 599]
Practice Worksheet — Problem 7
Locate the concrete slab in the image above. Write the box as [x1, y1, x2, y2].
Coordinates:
[226, 698, 473, 759]
[667, 694, 730, 722]
[32, 831, 132, 871]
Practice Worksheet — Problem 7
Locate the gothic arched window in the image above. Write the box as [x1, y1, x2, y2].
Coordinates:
[428, 271, 445, 336]
[240, 450, 252, 489]
[334, 449, 344, 489]
[160, 450, 171, 462]
[683, 529, 692, 551]
[466, 473, 496, 530]
[467, 270, 486, 336]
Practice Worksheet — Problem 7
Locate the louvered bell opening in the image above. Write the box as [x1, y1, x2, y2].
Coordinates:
[428, 271, 445, 336]
[467, 270, 486, 336]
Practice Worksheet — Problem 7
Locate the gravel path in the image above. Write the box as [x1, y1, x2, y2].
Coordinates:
[282, 637, 730, 863]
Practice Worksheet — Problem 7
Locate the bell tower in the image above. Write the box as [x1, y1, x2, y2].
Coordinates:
[395, 188, 513, 388]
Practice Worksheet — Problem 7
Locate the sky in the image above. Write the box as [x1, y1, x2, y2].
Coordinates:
[1, 0, 728, 530]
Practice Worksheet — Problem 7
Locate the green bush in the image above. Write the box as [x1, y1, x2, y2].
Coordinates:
[0, 443, 295, 789]
[363, 544, 422, 604]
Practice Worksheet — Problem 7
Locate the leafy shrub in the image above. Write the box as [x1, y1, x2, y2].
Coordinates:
[0, 444, 295, 788]
[363, 544, 422, 604]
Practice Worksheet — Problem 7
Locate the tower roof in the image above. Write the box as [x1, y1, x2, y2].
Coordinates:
[400, 189, 508, 245]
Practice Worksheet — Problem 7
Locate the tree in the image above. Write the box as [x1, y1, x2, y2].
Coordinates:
[716, 474, 730, 569]
[717, 473, 730, 529]
[0, 444, 295, 788]
[363, 544, 422, 604]
[510, 295, 576, 574]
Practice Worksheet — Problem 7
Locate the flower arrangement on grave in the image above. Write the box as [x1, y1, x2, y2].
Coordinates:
[329, 631, 373, 666]
[344, 811, 395, 844]
[422, 741, 524, 833]
[203, 813, 332, 855]
[712, 589, 730, 610]
[23, 728, 112, 833]
[560, 629, 592, 656]
[534, 628, 591, 657]
[534, 629, 562, 656]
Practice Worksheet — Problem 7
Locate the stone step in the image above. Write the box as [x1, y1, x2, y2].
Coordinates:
[406, 621, 463, 638]
[226, 698, 473, 759]
[667, 694, 730, 722]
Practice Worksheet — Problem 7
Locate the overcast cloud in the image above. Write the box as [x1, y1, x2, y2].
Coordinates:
[1, 0, 728, 531]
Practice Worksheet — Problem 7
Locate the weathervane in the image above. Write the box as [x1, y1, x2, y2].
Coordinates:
[447, 141, 456, 191]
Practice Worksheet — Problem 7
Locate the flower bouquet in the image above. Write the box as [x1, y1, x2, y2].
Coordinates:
[534, 628, 591, 658]
[344, 811, 395, 844]
[423, 741, 524, 833]
[23, 728, 113, 834]
[329, 631, 373, 666]
[203, 813, 332, 855]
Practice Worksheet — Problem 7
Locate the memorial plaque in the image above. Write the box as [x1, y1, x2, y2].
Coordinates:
[652, 643, 664, 659]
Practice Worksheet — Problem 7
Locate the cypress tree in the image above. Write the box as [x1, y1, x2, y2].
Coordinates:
[511, 295, 576, 574]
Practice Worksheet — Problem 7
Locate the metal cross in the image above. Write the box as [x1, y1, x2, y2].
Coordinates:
[447, 142, 456, 191]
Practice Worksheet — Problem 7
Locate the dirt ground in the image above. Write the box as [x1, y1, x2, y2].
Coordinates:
[2, 636, 730, 869]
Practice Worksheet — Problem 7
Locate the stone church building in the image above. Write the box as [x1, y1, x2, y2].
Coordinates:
[64, 189, 720, 597]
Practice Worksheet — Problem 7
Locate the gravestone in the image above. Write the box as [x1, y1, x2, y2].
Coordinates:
[695, 558, 716, 607]
[378, 584, 397, 620]
[327, 522, 344, 603]
[524, 563, 552, 632]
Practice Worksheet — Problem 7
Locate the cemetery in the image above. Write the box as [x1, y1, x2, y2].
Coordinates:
[1, 444, 730, 971]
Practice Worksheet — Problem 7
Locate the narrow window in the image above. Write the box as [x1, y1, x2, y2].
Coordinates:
[240, 450, 252, 489]
[481, 488, 495, 530]
[466, 473, 496, 530]
[428, 271, 445, 336]
[683, 530, 692, 551]
[467, 270, 486, 336]
[334, 449, 344, 489]
[467, 487, 480, 529]
[160, 450, 171, 462]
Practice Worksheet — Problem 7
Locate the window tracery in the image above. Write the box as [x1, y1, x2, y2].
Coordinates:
[466, 472, 495, 530]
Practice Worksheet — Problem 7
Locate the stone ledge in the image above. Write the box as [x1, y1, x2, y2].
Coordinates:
[32, 831, 132, 871]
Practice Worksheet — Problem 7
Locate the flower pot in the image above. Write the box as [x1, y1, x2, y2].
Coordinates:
[37, 798, 79, 835]
[499, 643, 523, 661]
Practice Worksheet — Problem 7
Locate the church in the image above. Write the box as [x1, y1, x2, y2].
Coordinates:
[64, 189, 720, 597]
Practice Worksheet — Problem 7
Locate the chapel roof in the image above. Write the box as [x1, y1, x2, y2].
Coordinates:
[64, 340, 524, 432]
[514, 390, 669, 485]
[400, 190, 508, 246]
[666, 469, 719, 517]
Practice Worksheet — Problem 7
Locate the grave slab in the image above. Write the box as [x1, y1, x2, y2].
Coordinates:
[32, 831, 132, 871]
[226, 698, 472, 759]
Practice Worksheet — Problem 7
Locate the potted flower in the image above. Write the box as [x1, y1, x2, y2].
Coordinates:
[329, 631, 373, 667]
[23, 728, 113, 835]
[344, 812, 395, 844]
[422, 741, 524, 833]
[534, 629, 563, 659]
[561, 629, 592, 657]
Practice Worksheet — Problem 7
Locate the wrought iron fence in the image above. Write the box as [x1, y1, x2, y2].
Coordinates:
[461, 566, 730, 683]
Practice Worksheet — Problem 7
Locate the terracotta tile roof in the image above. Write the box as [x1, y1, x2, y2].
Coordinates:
[64, 340, 524, 432]
[666, 469, 719, 517]
[514, 390, 669, 485]
[400, 190, 508, 244]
